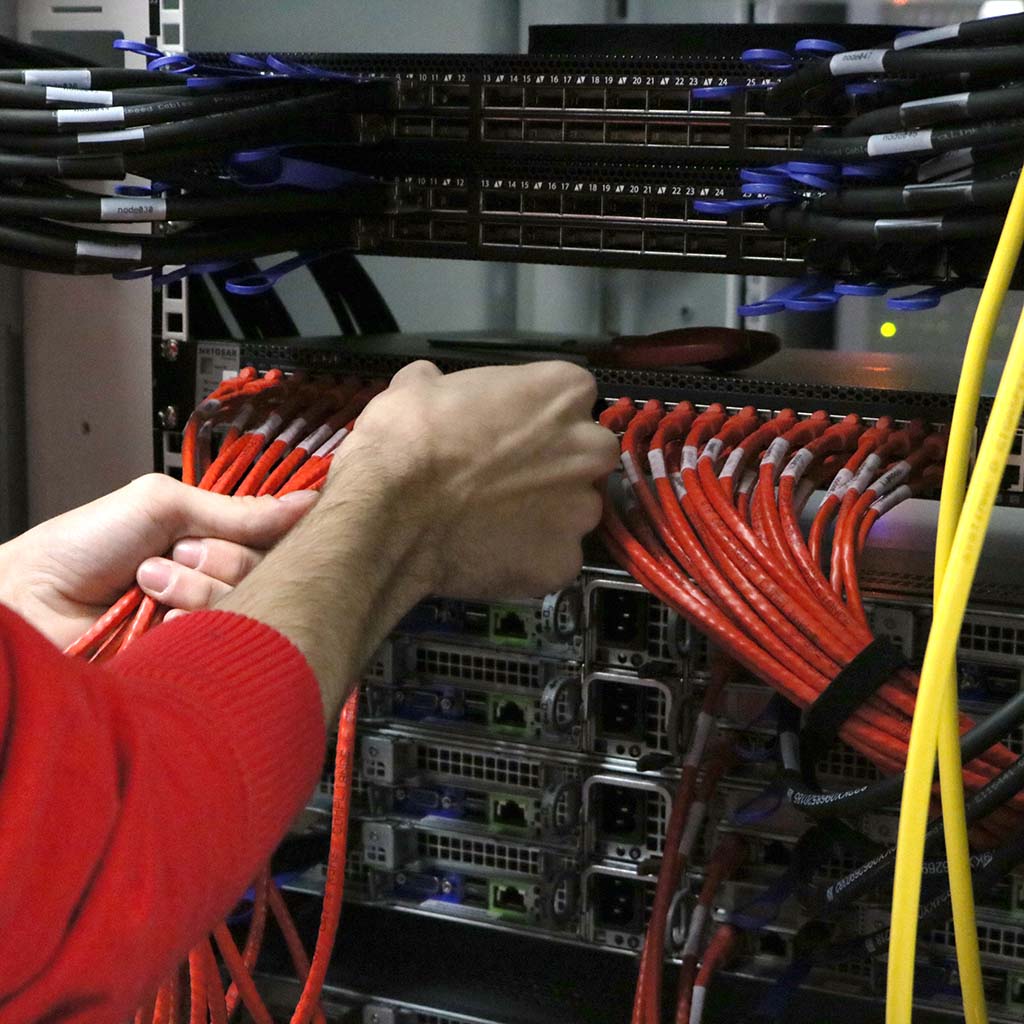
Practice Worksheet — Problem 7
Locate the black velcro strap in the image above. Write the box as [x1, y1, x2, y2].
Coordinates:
[800, 637, 907, 784]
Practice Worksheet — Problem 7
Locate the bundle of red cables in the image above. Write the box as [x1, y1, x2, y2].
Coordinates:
[600, 397, 1024, 1023]
[68, 367, 383, 1024]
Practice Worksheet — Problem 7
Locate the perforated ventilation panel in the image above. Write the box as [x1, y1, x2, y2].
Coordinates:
[415, 644, 543, 691]
[416, 832, 542, 875]
[416, 743, 542, 789]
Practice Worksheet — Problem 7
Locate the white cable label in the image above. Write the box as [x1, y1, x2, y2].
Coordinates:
[850, 452, 883, 494]
[672, 472, 687, 501]
[869, 459, 911, 495]
[230, 403, 255, 434]
[829, 49, 887, 76]
[99, 197, 168, 222]
[78, 126, 145, 145]
[312, 426, 348, 460]
[901, 92, 969, 117]
[689, 988, 707, 1024]
[721, 446, 745, 479]
[866, 129, 933, 157]
[26, 69, 92, 89]
[763, 436, 790, 468]
[277, 417, 313, 447]
[699, 437, 724, 465]
[826, 466, 854, 497]
[682, 445, 698, 473]
[255, 411, 285, 441]
[871, 483, 912, 516]
[620, 450, 640, 485]
[47, 85, 113, 106]
[893, 23, 960, 50]
[683, 904, 709, 958]
[684, 711, 714, 767]
[297, 422, 333, 455]
[75, 240, 142, 261]
[648, 448, 667, 479]
[780, 446, 814, 481]
[737, 468, 757, 496]
[57, 106, 126, 126]
[779, 730, 800, 772]
[679, 801, 706, 859]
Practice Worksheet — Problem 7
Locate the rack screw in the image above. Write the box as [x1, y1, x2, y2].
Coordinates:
[158, 406, 179, 429]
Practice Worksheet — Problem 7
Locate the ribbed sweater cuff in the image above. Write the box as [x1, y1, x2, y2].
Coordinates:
[116, 610, 326, 857]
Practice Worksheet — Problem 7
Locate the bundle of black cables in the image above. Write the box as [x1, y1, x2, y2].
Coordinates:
[755, 11, 1024, 284]
[0, 50, 396, 275]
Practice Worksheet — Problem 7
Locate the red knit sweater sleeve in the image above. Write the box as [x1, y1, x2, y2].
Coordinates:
[0, 605, 326, 1024]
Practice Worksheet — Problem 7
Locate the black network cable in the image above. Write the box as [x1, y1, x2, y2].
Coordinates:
[842, 82, 1024, 137]
[0, 186, 388, 223]
[808, 174, 1018, 216]
[767, 11, 1024, 114]
[803, 115, 1024, 162]
[765, 205, 1005, 244]
[806, 749, 1024, 917]
[0, 87, 361, 156]
[0, 83, 312, 133]
[781, 687, 1024, 819]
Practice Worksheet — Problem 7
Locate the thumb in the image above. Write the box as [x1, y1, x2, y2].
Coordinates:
[156, 482, 319, 550]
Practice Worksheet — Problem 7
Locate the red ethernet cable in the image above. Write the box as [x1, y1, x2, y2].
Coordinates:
[674, 832, 747, 1024]
[67, 368, 380, 1024]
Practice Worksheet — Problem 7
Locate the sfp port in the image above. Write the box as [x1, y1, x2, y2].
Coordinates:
[522, 225, 559, 247]
[563, 194, 600, 216]
[647, 198, 687, 221]
[431, 187, 468, 211]
[689, 123, 730, 147]
[604, 196, 643, 218]
[685, 232, 727, 256]
[562, 226, 601, 249]
[522, 193, 560, 215]
[645, 230, 687, 254]
[566, 88, 605, 109]
[609, 89, 646, 110]
[483, 119, 524, 141]
[693, 94, 732, 113]
[606, 122, 645, 144]
[433, 117, 467, 139]
[745, 124, 790, 150]
[650, 88, 690, 111]
[484, 85, 523, 107]
[430, 220, 468, 243]
[565, 123, 604, 143]
[742, 236, 786, 259]
[432, 83, 469, 107]
[396, 116, 431, 137]
[481, 190, 520, 213]
[648, 124, 687, 146]
[481, 223, 521, 246]
[525, 86, 563, 108]
[394, 218, 430, 241]
[602, 229, 643, 252]
[524, 119, 563, 142]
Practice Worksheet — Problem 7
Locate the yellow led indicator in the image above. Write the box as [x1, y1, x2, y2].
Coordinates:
[880, 321, 897, 338]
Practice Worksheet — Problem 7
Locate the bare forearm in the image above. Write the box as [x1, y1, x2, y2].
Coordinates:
[218, 441, 433, 723]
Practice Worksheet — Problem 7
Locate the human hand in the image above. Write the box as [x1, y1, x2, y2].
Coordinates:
[331, 360, 619, 599]
[0, 474, 318, 649]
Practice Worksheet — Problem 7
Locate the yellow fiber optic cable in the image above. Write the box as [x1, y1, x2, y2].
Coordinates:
[887, 165, 1024, 1024]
